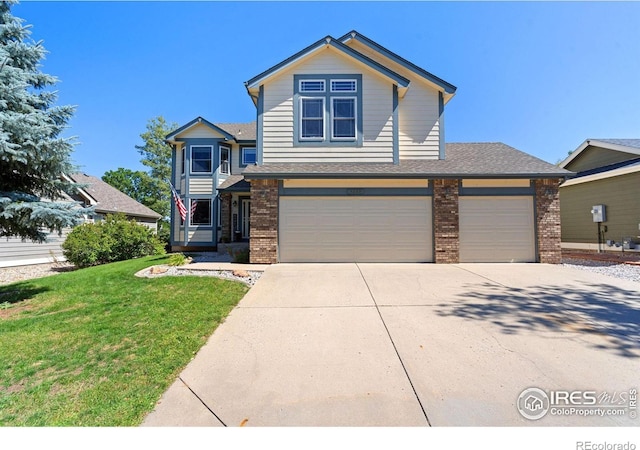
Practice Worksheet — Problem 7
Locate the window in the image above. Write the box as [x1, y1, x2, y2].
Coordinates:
[220, 146, 230, 175]
[331, 79, 356, 92]
[294, 75, 361, 145]
[181, 147, 185, 175]
[331, 97, 356, 139]
[191, 146, 212, 173]
[300, 98, 324, 140]
[300, 80, 325, 92]
[241, 147, 257, 165]
[190, 199, 211, 226]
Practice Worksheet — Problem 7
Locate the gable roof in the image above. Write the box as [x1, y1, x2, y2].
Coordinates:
[245, 34, 411, 97]
[165, 117, 256, 143]
[243, 143, 571, 179]
[67, 173, 162, 220]
[338, 30, 457, 97]
[560, 138, 640, 169]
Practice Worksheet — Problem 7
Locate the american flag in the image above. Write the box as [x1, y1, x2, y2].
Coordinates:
[170, 182, 187, 222]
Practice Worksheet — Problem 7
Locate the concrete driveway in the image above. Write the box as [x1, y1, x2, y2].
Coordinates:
[142, 263, 640, 427]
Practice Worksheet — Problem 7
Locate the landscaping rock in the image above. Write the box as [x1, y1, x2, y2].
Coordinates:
[232, 269, 250, 278]
[150, 266, 169, 275]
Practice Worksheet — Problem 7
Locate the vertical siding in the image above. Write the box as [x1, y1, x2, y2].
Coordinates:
[560, 173, 640, 244]
[262, 49, 394, 163]
[347, 40, 441, 159]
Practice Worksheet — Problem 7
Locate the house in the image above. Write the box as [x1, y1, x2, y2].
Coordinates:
[0, 173, 162, 267]
[167, 31, 571, 264]
[559, 139, 640, 252]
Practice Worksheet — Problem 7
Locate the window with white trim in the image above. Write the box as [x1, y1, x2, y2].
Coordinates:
[331, 97, 356, 139]
[241, 147, 257, 165]
[294, 75, 361, 145]
[300, 98, 324, 140]
[190, 199, 211, 226]
[220, 146, 230, 175]
[191, 146, 212, 173]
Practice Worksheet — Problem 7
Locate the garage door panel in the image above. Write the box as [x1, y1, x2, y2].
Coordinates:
[279, 197, 432, 263]
[459, 197, 535, 263]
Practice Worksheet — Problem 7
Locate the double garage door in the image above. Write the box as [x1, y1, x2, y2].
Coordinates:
[278, 196, 535, 263]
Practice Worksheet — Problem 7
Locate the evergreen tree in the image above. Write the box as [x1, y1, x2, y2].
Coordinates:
[0, 0, 87, 242]
[135, 116, 177, 182]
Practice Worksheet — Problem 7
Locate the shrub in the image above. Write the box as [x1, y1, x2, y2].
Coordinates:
[227, 246, 250, 264]
[63, 214, 165, 268]
[168, 253, 188, 266]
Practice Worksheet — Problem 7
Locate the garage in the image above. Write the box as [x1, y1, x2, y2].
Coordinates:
[279, 196, 433, 263]
[459, 196, 536, 263]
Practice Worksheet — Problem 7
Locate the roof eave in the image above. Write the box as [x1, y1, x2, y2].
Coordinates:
[165, 116, 235, 143]
[560, 139, 640, 169]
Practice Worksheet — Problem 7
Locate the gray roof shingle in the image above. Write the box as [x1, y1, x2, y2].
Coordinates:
[218, 175, 250, 191]
[216, 122, 256, 141]
[243, 143, 572, 178]
[69, 173, 162, 219]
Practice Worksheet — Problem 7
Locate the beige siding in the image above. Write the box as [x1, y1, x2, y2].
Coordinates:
[283, 179, 428, 188]
[174, 145, 184, 185]
[462, 179, 531, 188]
[0, 228, 71, 267]
[175, 123, 226, 139]
[262, 48, 394, 163]
[560, 172, 640, 244]
[347, 40, 441, 159]
[566, 146, 639, 172]
[189, 178, 214, 195]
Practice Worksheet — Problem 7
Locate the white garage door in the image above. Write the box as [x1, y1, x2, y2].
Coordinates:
[459, 196, 536, 263]
[279, 196, 432, 263]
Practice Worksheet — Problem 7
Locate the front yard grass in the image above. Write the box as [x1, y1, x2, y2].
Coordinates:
[0, 255, 249, 426]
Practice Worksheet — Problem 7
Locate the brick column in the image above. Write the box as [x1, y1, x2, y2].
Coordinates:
[433, 179, 459, 263]
[535, 178, 562, 264]
[220, 193, 231, 243]
[249, 179, 278, 264]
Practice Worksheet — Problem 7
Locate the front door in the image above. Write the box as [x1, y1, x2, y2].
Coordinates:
[241, 198, 251, 239]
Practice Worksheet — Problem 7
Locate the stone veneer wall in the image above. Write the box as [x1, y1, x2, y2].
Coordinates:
[535, 178, 562, 264]
[433, 179, 460, 263]
[249, 179, 278, 264]
[220, 193, 231, 243]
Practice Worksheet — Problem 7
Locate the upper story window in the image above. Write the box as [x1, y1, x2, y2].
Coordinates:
[293, 74, 362, 147]
[181, 147, 185, 175]
[191, 146, 212, 173]
[220, 146, 230, 175]
[241, 147, 257, 166]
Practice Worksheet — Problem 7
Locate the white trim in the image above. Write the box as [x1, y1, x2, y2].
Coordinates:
[219, 145, 230, 175]
[190, 145, 214, 174]
[61, 173, 98, 206]
[560, 163, 640, 187]
[299, 96, 325, 141]
[560, 139, 640, 169]
[330, 96, 357, 140]
[330, 78, 357, 92]
[241, 147, 257, 165]
[299, 79, 325, 93]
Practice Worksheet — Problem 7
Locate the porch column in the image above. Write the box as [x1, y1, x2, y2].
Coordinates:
[433, 179, 460, 263]
[249, 179, 278, 264]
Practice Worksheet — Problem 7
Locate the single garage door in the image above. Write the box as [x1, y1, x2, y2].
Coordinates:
[279, 196, 432, 263]
[459, 196, 535, 263]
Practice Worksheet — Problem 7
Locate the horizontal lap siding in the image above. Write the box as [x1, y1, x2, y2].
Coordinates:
[560, 173, 640, 244]
[345, 41, 441, 159]
[189, 178, 214, 194]
[262, 50, 393, 163]
[0, 228, 71, 267]
[567, 147, 639, 173]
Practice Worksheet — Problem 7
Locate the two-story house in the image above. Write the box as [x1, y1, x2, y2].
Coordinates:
[166, 31, 571, 264]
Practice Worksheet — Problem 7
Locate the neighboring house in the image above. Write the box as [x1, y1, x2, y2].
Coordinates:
[0, 173, 162, 268]
[167, 30, 571, 264]
[559, 139, 640, 252]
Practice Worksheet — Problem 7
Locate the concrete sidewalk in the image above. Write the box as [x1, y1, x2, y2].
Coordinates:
[142, 263, 640, 427]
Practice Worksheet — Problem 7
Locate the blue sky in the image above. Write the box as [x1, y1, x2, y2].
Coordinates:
[14, 1, 640, 178]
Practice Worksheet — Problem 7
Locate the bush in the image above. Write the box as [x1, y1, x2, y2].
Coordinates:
[168, 253, 190, 266]
[227, 246, 250, 264]
[63, 214, 165, 268]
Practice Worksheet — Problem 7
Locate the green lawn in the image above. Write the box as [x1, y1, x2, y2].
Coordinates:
[0, 256, 249, 426]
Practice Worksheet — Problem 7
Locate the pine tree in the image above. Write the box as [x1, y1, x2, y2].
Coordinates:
[0, 0, 87, 242]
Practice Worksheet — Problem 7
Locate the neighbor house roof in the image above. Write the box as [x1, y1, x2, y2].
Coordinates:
[67, 173, 162, 220]
[243, 143, 572, 179]
[560, 138, 640, 169]
[165, 117, 256, 143]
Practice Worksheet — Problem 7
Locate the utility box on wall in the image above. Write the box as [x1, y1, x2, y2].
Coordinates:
[591, 204, 606, 223]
